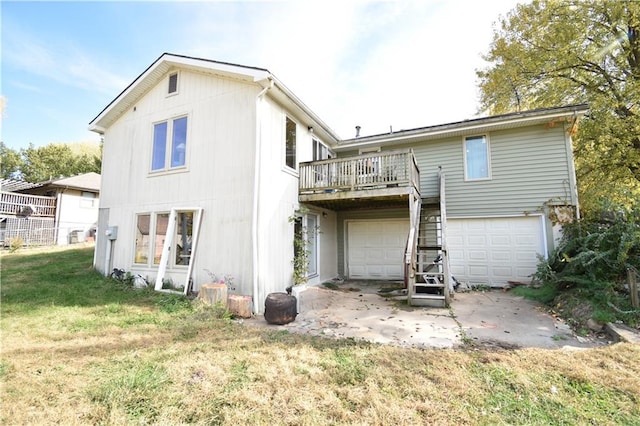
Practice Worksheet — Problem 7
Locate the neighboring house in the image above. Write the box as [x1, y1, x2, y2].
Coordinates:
[0, 173, 101, 246]
[89, 53, 586, 312]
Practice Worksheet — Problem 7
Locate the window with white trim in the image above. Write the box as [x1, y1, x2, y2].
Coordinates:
[80, 191, 96, 208]
[464, 135, 491, 180]
[134, 214, 151, 264]
[152, 116, 188, 171]
[168, 72, 178, 94]
[134, 210, 195, 268]
[313, 139, 332, 161]
[285, 116, 297, 169]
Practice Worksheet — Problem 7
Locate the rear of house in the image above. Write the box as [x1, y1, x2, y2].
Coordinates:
[90, 54, 339, 312]
[325, 109, 581, 290]
[90, 53, 585, 312]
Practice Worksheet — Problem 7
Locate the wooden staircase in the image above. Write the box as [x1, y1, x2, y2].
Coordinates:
[407, 169, 452, 307]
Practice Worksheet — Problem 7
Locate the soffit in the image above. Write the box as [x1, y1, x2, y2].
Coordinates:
[335, 105, 588, 151]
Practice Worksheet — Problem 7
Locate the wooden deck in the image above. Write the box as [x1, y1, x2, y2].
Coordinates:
[299, 149, 420, 209]
[0, 191, 56, 218]
[1, 191, 57, 246]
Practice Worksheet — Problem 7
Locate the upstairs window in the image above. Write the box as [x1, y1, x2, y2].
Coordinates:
[168, 72, 178, 94]
[152, 116, 188, 171]
[285, 116, 297, 169]
[464, 135, 491, 180]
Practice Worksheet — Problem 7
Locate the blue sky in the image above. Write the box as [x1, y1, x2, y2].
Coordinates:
[1, 0, 522, 150]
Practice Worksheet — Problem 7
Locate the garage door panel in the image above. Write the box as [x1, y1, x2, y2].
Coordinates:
[468, 265, 489, 277]
[468, 235, 487, 245]
[348, 219, 408, 280]
[491, 235, 511, 246]
[491, 250, 511, 261]
[448, 217, 544, 286]
[469, 250, 488, 261]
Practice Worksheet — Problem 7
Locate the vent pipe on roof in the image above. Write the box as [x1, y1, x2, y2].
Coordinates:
[355, 125, 361, 138]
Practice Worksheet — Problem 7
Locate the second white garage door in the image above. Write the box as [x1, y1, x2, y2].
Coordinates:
[347, 220, 409, 279]
[447, 216, 546, 286]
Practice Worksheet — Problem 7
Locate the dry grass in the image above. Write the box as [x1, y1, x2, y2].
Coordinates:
[1, 246, 639, 425]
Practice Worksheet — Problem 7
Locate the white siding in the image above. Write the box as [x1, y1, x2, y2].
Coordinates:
[97, 70, 335, 313]
[56, 189, 99, 245]
[253, 97, 334, 308]
[98, 69, 259, 295]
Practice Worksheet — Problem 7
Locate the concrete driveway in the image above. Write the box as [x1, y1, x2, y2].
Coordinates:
[246, 281, 608, 350]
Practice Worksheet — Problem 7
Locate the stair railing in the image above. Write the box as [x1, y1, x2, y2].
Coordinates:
[438, 167, 452, 305]
[404, 194, 421, 295]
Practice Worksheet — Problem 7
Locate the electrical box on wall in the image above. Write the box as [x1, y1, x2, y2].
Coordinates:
[105, 226, 118, 240]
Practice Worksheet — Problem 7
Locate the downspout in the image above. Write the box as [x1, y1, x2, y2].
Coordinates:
[252, 78, 273, 314]
[54, 187, 69, 245]
[566, 113, 581, 220]
[54, 190, 63, 245]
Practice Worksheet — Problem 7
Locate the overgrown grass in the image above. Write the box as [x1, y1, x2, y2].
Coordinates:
[2, 246, 640, 425]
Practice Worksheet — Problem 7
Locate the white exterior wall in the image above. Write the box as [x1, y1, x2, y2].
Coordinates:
[253, 96, 338, 309]
[56, 189, 99, 245]
[97, 69, 258, 296]
[96, 67, 339, 313]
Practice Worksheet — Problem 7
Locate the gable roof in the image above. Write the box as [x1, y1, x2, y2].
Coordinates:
[43, 172, 101, 192]
[89, 53, 340, 144]
[11, 172, 101, 194]
[335, 104, 589, 151]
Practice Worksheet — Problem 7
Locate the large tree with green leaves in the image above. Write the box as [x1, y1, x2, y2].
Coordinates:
[477, 0, 640, 213]
[0, 142, 101, 183]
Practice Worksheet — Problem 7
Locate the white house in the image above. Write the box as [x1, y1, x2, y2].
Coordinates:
[89, 53, 586, 312]
[1, 172, 100, 246]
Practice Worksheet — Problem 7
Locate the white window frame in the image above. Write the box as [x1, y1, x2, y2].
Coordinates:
[150, 115, 189, 173]
[463, 134, 492, 181]
[133, 212, 152, 265]
[153, 208, 204, 295]
[313, 139, 334, 161]
[167, 71, 179, 96]
[80, 191, 97, 208]
[284, 116, 297, 171]
[306, 214, 319, 278]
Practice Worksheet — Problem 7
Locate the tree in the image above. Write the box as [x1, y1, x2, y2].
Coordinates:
[0, 142, 101, 183]
[477, 0, 640, 213]
[0, 142, 22, 179]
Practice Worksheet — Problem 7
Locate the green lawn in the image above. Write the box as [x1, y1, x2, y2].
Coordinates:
[1, 246, 639, 425]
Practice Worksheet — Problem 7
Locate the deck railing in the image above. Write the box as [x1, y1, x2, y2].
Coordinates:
[0, 191, 56, 217]
[299, 149, 419, 194]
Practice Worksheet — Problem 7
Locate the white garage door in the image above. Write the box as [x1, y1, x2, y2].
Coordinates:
[447, 216, 545, 286]
[347, 220, 409, 279]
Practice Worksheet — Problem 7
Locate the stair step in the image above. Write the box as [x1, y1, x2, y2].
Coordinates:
[409, 294, 446, 308]
[411, 294, 445, 300]
[414, 283, 444, 288]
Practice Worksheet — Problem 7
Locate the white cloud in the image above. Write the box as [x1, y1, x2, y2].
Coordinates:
[175, 0, 519, 139]
[2, 21, 129, 95]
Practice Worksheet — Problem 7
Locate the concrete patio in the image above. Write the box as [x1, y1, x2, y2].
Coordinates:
[245, 281, 611, 350]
